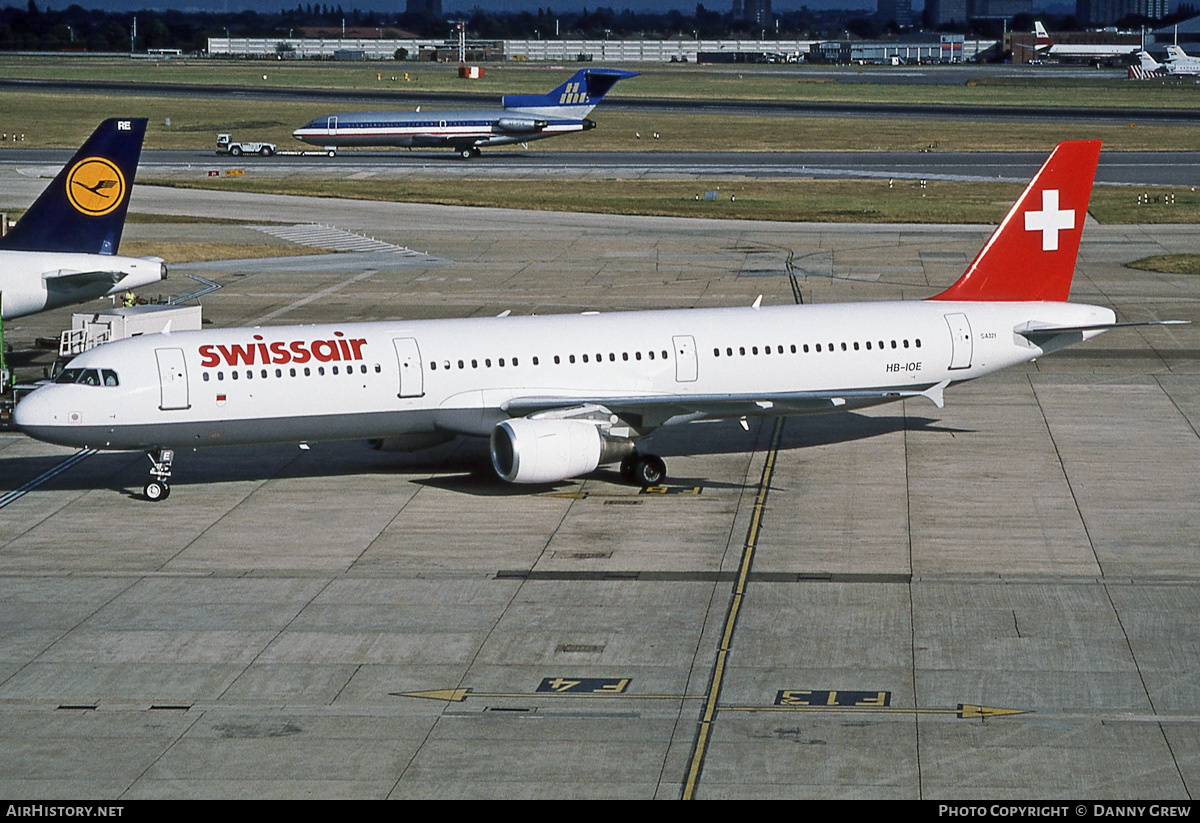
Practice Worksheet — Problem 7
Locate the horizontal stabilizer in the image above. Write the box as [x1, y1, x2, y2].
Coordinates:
[1015, 319, 1187, 343]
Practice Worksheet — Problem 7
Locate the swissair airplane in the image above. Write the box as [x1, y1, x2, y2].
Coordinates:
[14, 141, 1173, 501]
[291, 68, 637, 159]
[0, 118, 167, 320]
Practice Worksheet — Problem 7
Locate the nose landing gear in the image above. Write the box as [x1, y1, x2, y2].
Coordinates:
[143, 448, 174, 501]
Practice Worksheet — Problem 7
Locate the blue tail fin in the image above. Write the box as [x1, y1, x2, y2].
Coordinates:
[0, 118, 147, 255]
[503, 69, 637, 117]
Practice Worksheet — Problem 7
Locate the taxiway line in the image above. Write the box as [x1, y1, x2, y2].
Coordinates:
[0, 448, 97, 510]
[682, 417, 783, 800]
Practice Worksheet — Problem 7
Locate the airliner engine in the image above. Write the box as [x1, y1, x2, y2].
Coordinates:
[490, 418, 632, 484]
[494, 117, 548, 133]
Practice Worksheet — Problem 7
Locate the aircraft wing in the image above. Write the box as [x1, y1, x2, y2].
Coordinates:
[502, 382, 950, 429]
[43, 269, 125, 294]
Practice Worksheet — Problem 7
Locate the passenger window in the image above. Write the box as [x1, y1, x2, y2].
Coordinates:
[290, 368, 296, 377]
[203, 372, 210, 382]
[232, 371, 239, 381]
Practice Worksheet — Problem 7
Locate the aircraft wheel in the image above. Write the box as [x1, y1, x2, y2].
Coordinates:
[260, 146, 274, 156]
[230, 145, 242, 157]
[633, 455, 666, 487]
[459, 148, 473, 160]
[143, 480, 170, 502]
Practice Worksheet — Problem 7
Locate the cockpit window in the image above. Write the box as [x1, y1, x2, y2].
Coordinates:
[54, 368, 117, 386]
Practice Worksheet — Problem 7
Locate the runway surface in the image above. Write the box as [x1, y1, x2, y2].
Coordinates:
[3, 148, 1199, 187]
[1, 178, 1199, 798]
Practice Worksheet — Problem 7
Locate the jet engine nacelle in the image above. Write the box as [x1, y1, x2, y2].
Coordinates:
[491, 417, 633, 484]
[494, 117, 548, 133]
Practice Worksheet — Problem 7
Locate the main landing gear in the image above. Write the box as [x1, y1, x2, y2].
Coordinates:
[619, 452, 667, 487]
[143, 448, 174, 501]
[458, 147, 482, 160]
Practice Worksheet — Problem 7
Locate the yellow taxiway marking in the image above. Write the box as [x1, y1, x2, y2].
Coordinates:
[682, 418, 784, 799]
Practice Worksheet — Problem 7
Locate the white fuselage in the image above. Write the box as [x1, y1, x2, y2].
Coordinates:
[15, 299, 1115, 451]
[0, 250, 166, 319]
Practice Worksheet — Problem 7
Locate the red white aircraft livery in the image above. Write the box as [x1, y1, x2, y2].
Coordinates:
[15, 140, 1176, 501]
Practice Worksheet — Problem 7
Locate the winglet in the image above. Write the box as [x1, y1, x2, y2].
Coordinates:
[929, 140, 1100, 303]
[0, 118, 146, 255]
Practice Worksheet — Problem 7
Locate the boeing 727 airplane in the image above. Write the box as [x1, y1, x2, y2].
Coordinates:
[15, 141, 1170, 501]
[0, 118, 167, 320]
[291, 68, 637, 159]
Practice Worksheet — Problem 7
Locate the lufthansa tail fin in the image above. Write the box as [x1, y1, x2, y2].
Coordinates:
[929, 140, 1100, 303]
[502, 69, 638, 117]
[0, 118, 147, 255]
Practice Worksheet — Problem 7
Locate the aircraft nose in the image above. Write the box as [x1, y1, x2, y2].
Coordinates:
[13, 389, 52, 430]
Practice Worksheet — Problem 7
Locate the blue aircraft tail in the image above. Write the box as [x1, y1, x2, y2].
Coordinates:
[0, 118, 147, 255]
[503, 69, 638, 115]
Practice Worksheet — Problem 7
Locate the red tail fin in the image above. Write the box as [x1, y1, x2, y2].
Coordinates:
[930, 140, 1100, 303]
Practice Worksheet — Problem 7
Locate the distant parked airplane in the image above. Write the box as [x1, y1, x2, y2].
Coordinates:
[1031, 21, 1140, 64]
[0, 118, 166, 320]
[292, 68, 637, 159]
[1129, 46, 1200, 78]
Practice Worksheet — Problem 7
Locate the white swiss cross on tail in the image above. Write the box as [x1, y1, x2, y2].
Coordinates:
[930, 140, 1101, 303]
[1024, 189, 1075, 251]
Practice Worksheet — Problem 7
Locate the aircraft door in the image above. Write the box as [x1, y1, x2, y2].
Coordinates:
[155, 347, 190, 410]
[673, 335, 698, 382]
[945, 313, 973, 370]
[393, 337, 424, 398]
[326, 116, 337, 135]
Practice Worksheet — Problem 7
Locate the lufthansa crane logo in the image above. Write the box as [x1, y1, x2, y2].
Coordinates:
[65, 157, 126, 217]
